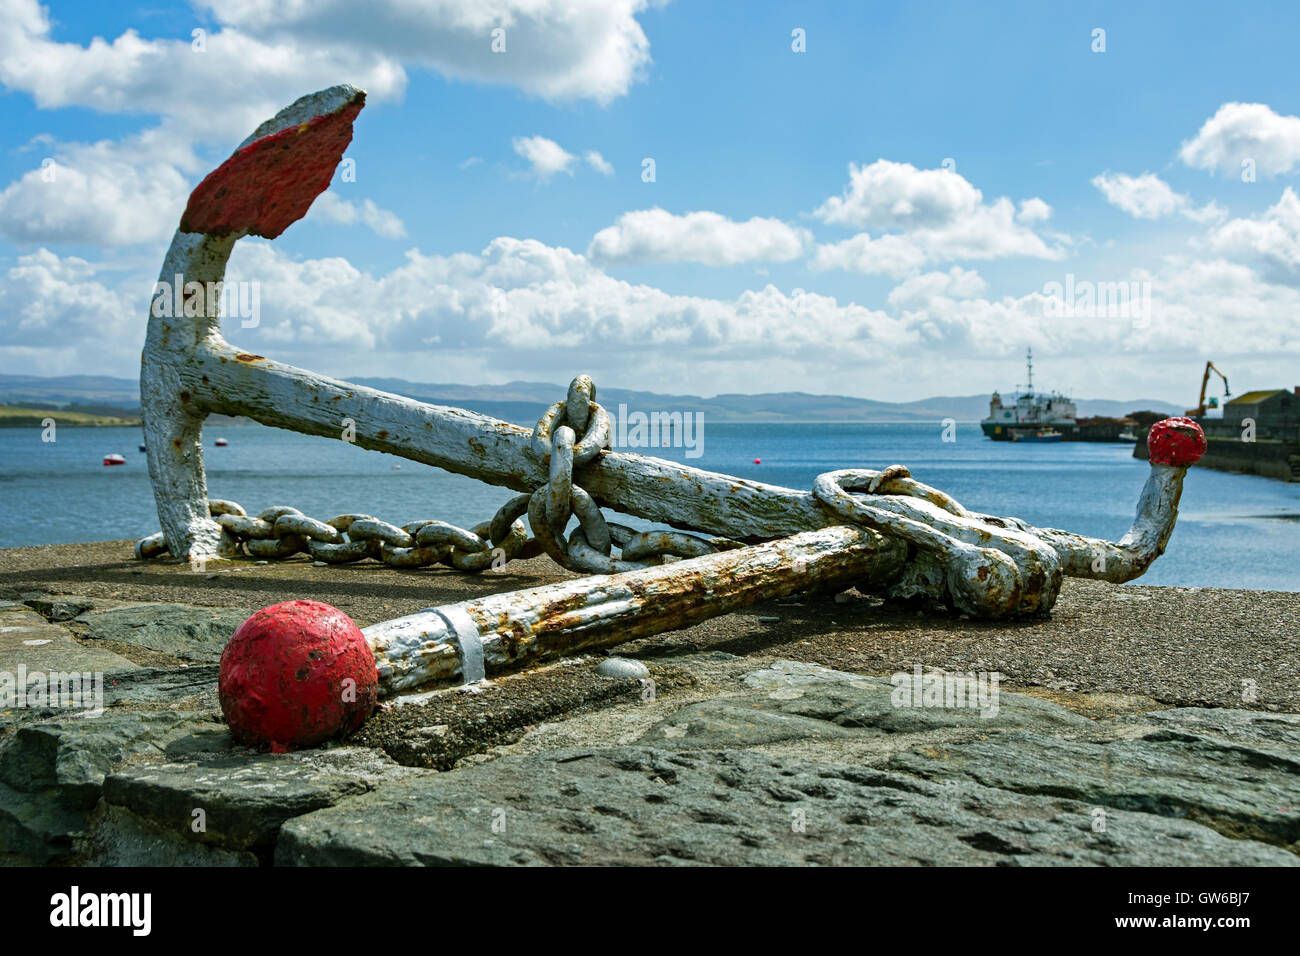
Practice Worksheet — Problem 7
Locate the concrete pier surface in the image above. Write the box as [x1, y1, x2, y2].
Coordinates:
[2, 540, 1297, 866]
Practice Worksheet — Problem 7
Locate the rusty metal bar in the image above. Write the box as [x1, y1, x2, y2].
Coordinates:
[364, 525, 907, 697]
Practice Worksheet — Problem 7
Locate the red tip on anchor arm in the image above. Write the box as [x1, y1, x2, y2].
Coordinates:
[179, 91, 365, 239]
[1147, 416, 1207, 467]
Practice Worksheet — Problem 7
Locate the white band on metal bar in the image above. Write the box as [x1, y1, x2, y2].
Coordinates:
[426, 606, 486, 683]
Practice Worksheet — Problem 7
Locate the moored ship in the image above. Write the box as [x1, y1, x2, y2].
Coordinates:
[981, 349, 1137, 442]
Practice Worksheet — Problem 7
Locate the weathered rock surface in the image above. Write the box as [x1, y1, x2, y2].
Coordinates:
[0, 605, 140, 684]
[638, 660, 1090, 750]
[0, 711, 226, 863]
[888, 713, 1300, 850]
[104, 747, 424, 853]
[79, 804, 258, 867]
[276, 746, 1295, 866]
[23, 597, 95, 622]
[74, 603, 251, 662]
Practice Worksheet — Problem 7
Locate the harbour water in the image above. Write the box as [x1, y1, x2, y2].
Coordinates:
[1, 422, 1296, 591]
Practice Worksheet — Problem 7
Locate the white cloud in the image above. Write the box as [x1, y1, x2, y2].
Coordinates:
[813, 160, 984, 230]
[0, 0, 407, 145]
[309, 192, 408, 239]
[887, 267, 988, 309]
[195, 0, 654, 105]
[810, 160, 1063, 276]
[4, 236, 1299, 398]
[0, 133, 193, 245]
[1091, 171, 1224, 223]
[584, 150, 614, 176]
[812, 200, 1063, 277]
[1016, 198, 1053, 224]
[588, 208, 811, 266]
[809, 233, 927, 277]
[512, 135, 577, 180]
[0, 0, 406, 246]
[0, 249, 141, 373]
[1180, 102, 1300, 178]
[1204, 187, 1300, 281]
[0, 0, 653, 117]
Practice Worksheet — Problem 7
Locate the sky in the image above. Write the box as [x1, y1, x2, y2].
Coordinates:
[0, 0, 1298, 404]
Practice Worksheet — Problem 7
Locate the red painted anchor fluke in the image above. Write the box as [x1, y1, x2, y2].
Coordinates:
[180, 89, 365, 238]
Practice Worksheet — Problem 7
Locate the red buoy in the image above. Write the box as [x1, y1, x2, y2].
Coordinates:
[1147, 417, 1207, 467]
[218, 600, 377, 751]
[753, 458, 761, 465]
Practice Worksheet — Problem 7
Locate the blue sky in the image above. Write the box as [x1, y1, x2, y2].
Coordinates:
[1, 0, 1298, 402]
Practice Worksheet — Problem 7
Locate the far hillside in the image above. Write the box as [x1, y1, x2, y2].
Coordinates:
[0, 405, 141, 427]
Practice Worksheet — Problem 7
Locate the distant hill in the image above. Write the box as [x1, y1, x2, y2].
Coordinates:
[350, 378, 1186, 424]
[0, 404, 140, 428]
[0, 374, 141, 408]
[0, 372, 1185, 426]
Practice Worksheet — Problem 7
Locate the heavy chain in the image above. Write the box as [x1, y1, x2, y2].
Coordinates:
[524, 374, 718, 573]
[137, 374, 723, 574]
[136, 497, 539, 572]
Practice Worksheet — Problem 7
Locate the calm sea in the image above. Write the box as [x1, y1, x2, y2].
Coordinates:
[1, 421, 1296, 591]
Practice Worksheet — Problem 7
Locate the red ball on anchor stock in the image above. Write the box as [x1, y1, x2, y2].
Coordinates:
[218, 600, 378, 751]
[1146, 417, 1207, 467]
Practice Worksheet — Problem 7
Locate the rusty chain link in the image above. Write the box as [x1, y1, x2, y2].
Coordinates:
[136, 374, 722, 575]
[524, 374, 718, 573]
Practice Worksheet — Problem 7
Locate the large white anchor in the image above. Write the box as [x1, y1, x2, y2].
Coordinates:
[141, 85, 1206, 623]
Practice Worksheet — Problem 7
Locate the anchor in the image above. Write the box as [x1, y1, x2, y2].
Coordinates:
[136, 85, 1207, 744]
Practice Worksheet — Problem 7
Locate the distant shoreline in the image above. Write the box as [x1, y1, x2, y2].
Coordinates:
[0, 405, 140, 428]
[0, 407, 256, 429]
[0, 414, 993, 429]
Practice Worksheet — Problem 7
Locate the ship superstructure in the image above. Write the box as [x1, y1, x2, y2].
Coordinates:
[981, 349, 1079, 440]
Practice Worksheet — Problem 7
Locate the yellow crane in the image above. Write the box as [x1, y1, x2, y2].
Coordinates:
[1186, 362, 1230, 417]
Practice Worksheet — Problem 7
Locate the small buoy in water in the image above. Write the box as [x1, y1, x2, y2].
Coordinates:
[392, 464, 402, 470]
[753, 458, 761, 465]
[103, 453, 126, 466]
[214, 437, 229, 447]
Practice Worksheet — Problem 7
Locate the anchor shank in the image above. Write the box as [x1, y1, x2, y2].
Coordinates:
[364, 525, 907, 696]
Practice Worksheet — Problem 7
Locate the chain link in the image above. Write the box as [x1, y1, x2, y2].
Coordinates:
[524, 375, 716, 573]
[136, 374, 721, 575]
